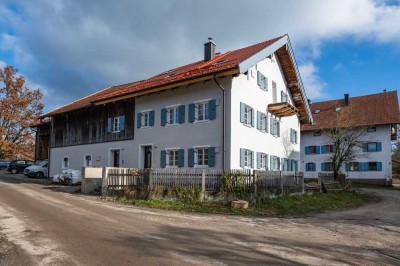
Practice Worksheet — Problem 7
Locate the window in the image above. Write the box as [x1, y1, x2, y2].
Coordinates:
[257, 112, 268, 132]
[161, 105, 185, 126]
[137, 111, 155, 128]
[306, 162, 315, 172]
[167, 150, 179, 167]
[313, 131, 321, 136]
[314, 109, 320, 114]
[270, 117, 280, 137]
[270, 156, 280, 171]
[244, 149, 252, 168]
[367, 126, 376, 132]
[62, 157, 69, 168]
[281, 91, 288, 102]
[321, 144, 334, 153]
[168, 107, 178, 125]
[240, 103, 254, 127]
[363, 142, 382, 152]
[305, 145, 320, 154]
[108, 116, 125, 133]
[321, 162, 334, 172]
[290, 129, 297, 144]
[368, 162, 378, 171]
[188, 147, 215, 167]
[348, 162, 359, 171]
[257, 71, 268, 90]
[291, 160, 298, 172]
[84, 155, 92, 167]
[196, 101, 209, 121]
[272, 81, 277, 103]
[257, 152, 268, 169]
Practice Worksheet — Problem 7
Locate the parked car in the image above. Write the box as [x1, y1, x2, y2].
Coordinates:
[0, 161, 10, 170]
[7, 160, 35, 174]
[24, 160, 48, 178]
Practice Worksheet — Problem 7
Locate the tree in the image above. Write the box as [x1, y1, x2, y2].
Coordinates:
[321, 106, 368, 180]
[0, 65, 43, 160]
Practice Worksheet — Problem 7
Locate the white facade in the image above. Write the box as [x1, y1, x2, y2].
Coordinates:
[301, 125, 392, 184]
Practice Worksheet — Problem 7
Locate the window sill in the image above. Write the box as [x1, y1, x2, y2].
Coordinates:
[242, 123, 253, 128]
[194, 165, 209, 169]
[166, 166, 178, 169]
[165, 123, 181, 128]
[139, 126, 152, 130]
[194, 119, 211, 124]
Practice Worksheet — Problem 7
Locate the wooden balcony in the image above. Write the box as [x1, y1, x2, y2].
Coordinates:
[268, 101, 299, 117]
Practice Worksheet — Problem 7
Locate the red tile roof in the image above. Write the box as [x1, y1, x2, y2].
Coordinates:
[43, 36, 283, 116]
[301, 91, 400, 131]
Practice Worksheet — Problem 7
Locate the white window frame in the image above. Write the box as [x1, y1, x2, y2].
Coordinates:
[194, 146, 210, 167]
[84, 154, 92, 167]
[111, 117, 120, 132]
[290, 129, 298, 144]
[260, 113, 267, 132]
[260, 153, 267, 170]
[167, 106, 179, 125]
[141, 111, 151, 128]
[244, 105, 252, 126]
[244, 149, 252, 168]
[62, 157, 69, 169]
[195, 101, 209, 122]
[166, 148, 179, 168]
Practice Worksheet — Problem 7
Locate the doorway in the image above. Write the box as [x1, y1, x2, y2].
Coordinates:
[143, 146, 152, 169]
[109, 149, 121, 167]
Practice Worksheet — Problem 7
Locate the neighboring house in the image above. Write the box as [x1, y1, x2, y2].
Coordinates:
[35, 35, 313, 177]
[301, 91, 400, 185]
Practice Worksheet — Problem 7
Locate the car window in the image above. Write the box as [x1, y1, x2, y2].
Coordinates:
[17, 160, 25, 165]
[27, 161, 34, 165]
[37, 161, 48, 167]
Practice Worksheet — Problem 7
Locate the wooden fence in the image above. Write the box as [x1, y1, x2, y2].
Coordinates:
[102, 167, 303, 197]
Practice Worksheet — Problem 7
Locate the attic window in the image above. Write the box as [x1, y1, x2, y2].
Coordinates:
[165, 72, 177, 78]
[161, 69, 175, 75]
[335, 107, 342, 112]
[314, 109, 320, 114]
[213, 59, 227, 65]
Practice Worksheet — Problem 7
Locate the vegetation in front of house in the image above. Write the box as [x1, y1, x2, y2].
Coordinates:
[109, 187, 376, 216]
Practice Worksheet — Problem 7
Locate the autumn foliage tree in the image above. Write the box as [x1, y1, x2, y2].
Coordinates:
[0, 66, 43, 160]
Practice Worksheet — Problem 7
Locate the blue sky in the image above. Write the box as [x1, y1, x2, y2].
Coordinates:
[0, 0, 399, 112]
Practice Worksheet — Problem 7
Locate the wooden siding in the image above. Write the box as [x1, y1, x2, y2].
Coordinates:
[35, 123, 50, 161]
[51, 98, 135, 148]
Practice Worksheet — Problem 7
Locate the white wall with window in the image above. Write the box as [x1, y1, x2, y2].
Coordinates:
[231, 54, 301, 170]
[301, 125, 392, 183]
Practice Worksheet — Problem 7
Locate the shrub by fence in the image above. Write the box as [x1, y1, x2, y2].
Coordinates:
[100, 167, 304, 198]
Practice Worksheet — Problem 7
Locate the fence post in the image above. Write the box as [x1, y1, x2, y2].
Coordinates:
[149, 169, 153, 187]
[280, 171, 284, 195]
[253, 170, 257, 195]
[101, 167, 108, 198]
[318, 173, 322, 192]
[202, 169, 206, 201]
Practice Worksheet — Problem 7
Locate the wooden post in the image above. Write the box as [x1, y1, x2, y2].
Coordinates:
[101, 167, 108, 198]
[318, 173, 322, 192]
[149, 168, 153, 187]
[253, 170, 257, 195]
[202, 169, 206, 201]
[280, 171, 284, 195]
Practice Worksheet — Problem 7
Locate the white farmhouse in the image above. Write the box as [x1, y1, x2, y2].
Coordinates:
[35, 35, 313, 176]
[301, 92, 400, 185]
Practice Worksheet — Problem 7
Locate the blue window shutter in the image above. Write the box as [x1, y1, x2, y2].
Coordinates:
[208, 147, 215, 167]
[377, 162, 382, 171]
[240, 102, 245, 123]
[149, 111, 155, 127]
[256, 152, 261, 169]
[266, 154, 269, 170]
[316, 146, 321, 154]
[251, 108, 255, 127]
[305, 146, 309, 154]
[363, 143, 368, 152]
[119, 116, 125, 131]
[277, 121, 280, 136]
[161, 108, 167, 126]
[160, 150, 166, 168]
[321, 163, 325, 171]
[178, 149, 184, 168]
[178, 105, 185, 124]
[257, 71, 261, 87]
[208, 100, 217, 120]
[290, 129, 293, 142]
[313, 163, 316, 171]
[333, 145, 336, 153]
[240, 149, 245, 167]
[188, 148, 195, 167]
[321, 145, 325, 154]
[305, 163, 308, 172]
[251, 151, 254, 168]
[377, 142, 382, 152]
[256, 111, 261, 130]
[107, 118, 112, 133]
[264, 76, 268, 91]
[294, 160, 298, 172]
[277, 157, 281, 170]
[270, 117, 274, 133]
[188, 103, 195, 123]
[270, 156, 274, 170]
[265, 115, 269, 133]
[345, 163, 349, 171]
[362, 162, 368, 171]
[137, 113, 142, 128]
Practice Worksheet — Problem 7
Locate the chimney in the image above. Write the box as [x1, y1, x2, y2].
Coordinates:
[204, 37, 216, 62]
[344, 93, 349, 106]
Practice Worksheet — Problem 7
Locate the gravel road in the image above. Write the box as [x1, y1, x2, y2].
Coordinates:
[0, 173, 399, 265]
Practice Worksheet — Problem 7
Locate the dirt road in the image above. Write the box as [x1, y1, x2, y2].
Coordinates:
[0, 173, 399, 265]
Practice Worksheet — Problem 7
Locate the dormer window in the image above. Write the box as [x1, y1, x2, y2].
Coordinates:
[314, 109, 320, 114]
[335, 107, 342, 112]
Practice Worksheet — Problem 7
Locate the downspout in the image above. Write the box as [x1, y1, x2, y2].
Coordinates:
[213, 74, 226, 170]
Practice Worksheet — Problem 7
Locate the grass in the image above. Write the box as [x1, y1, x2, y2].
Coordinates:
[116, 191, 376, 217]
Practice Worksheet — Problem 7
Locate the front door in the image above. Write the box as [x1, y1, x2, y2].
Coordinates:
[144, 146, 152, 169]
[113, 150, 120, 167]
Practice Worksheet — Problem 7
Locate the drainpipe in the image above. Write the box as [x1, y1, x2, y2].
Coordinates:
[213, 74, 226, 170]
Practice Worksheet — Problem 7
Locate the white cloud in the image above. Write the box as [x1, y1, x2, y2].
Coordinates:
[298, 62, 326, 100]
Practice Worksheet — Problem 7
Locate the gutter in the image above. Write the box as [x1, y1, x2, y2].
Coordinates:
[212, 74, 226, 170]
